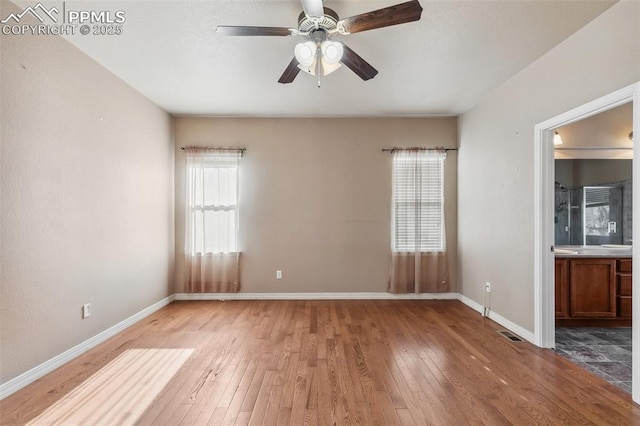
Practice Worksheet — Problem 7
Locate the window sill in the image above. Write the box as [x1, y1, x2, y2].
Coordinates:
[189, 252, 241, 256]
[392, 250, 445, 254]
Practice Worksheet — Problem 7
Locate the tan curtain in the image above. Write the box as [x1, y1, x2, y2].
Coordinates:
[390, 252, 449, 293]
[389, 149, 449, 293]
[184, 148, 241, 293]
[186, 253, 240, 293]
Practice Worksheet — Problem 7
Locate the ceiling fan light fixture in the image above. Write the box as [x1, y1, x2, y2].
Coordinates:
[295, 41, 317, 67]
[321, 59, 341, 75]
[297, 56, 317, 75]
[298, 58, 341, 76]
[218, 0, 424, 85]
[321, 41, 343, 65]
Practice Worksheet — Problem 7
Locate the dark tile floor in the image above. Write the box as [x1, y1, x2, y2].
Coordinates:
[555, 327, 632, 393]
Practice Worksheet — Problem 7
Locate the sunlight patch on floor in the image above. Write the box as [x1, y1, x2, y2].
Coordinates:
[27, 348, 194, 425]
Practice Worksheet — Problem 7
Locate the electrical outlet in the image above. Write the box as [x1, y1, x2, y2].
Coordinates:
[82, 303, 91, 319]
[485, 282, 491, 293]
[276, 270, 283, 280]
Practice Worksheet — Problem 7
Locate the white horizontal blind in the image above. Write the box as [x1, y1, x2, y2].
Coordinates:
[392, 150, 445, 252]
[186, 150, 240, 254]
[584, 186, 610, 206]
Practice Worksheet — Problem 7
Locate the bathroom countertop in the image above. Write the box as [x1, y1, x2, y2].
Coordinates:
[554, 245, 632, 258]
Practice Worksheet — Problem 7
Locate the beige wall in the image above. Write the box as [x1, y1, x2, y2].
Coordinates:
[458, 1, 640, 331]
[555, 102, 633, 160]
[557, 102, 633, 150]
[0, 2, 174, 383]
[174, 118, 457, 294]
[556, 159, 632, 187]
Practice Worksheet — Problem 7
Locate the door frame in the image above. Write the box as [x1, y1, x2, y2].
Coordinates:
[533, 81, 639, 401]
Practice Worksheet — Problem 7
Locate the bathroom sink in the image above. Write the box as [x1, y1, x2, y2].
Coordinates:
[555, 249, 578, 254]
[554, 245, 631, 256]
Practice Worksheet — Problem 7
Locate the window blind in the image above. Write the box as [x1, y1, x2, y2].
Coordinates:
[392, 151, 445, 252]
[584, 186, 610, 206]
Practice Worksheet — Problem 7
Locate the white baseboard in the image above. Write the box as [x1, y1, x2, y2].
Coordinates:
[1, 291, 536, 400]
[178, 292, 535, 343]
[458, 294, 484, 313]
[0, 295, 175, 400]
[174, 292, 460, 301]
[457, 294, 535, 344]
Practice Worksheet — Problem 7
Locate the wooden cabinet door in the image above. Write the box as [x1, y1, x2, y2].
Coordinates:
[569, 259, 616, 318]
[617, 259, 632, 318]
[555, 259, 569, 318]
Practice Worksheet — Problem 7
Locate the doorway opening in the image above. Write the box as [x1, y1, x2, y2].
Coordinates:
[534, 81, 639, 402]
[553, 103, 633, 393]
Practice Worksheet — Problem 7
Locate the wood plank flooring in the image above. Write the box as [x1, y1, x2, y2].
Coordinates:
[1, 300, 639, 425]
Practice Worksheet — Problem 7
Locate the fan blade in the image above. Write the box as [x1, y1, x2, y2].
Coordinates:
[300, 0, 324, 18]
[338, 0, 423, 34]
[216, 26, 294, 36]
[340, 44, 378, 81]
[278, 58, 301, 84]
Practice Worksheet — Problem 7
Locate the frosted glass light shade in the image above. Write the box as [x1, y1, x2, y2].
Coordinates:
[295, 42, 317, 67]
[553, 131, 563, 145]
[321, 41, 343, 65]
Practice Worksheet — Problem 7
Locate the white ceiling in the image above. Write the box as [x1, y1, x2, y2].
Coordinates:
[45, 0, 617, 116]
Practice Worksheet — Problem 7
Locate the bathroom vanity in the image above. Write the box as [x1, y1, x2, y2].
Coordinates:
[555, 246, 632, 327]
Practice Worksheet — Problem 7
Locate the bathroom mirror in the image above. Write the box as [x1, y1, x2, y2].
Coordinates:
[553, 102, 633, 247]
[555, 159, 632, 246]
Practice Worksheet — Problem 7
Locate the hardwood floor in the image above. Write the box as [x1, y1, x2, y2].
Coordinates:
[2, 300, 639, 425]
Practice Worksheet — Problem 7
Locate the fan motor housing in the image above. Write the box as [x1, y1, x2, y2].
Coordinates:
[297, 7, 339, 32]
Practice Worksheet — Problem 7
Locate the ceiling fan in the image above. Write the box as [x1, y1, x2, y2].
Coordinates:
[216, 0, 423, 87]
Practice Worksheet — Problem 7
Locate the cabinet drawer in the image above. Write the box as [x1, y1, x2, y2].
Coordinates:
[618, 259, 632, 273]
[618, 296, 632, 318]
[619, 275, 632, 296]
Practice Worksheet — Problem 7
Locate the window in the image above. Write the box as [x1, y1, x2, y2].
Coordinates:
[185, 150, 240, 255]
[392, 150, 445, 252]
[583, 186, 614, 239]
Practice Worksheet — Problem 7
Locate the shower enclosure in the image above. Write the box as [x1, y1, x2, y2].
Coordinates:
[555, 182, 631, 246]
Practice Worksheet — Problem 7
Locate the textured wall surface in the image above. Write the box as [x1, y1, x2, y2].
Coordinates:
[458, 1, 640, 331]
[173, 117, 458, 294]
[0, 2, 174, 383]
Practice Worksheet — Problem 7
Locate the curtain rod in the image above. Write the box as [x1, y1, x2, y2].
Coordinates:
[181, 146, 246, 154]
[381, 147, 457, 153]
[554, 147, 632, 151]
